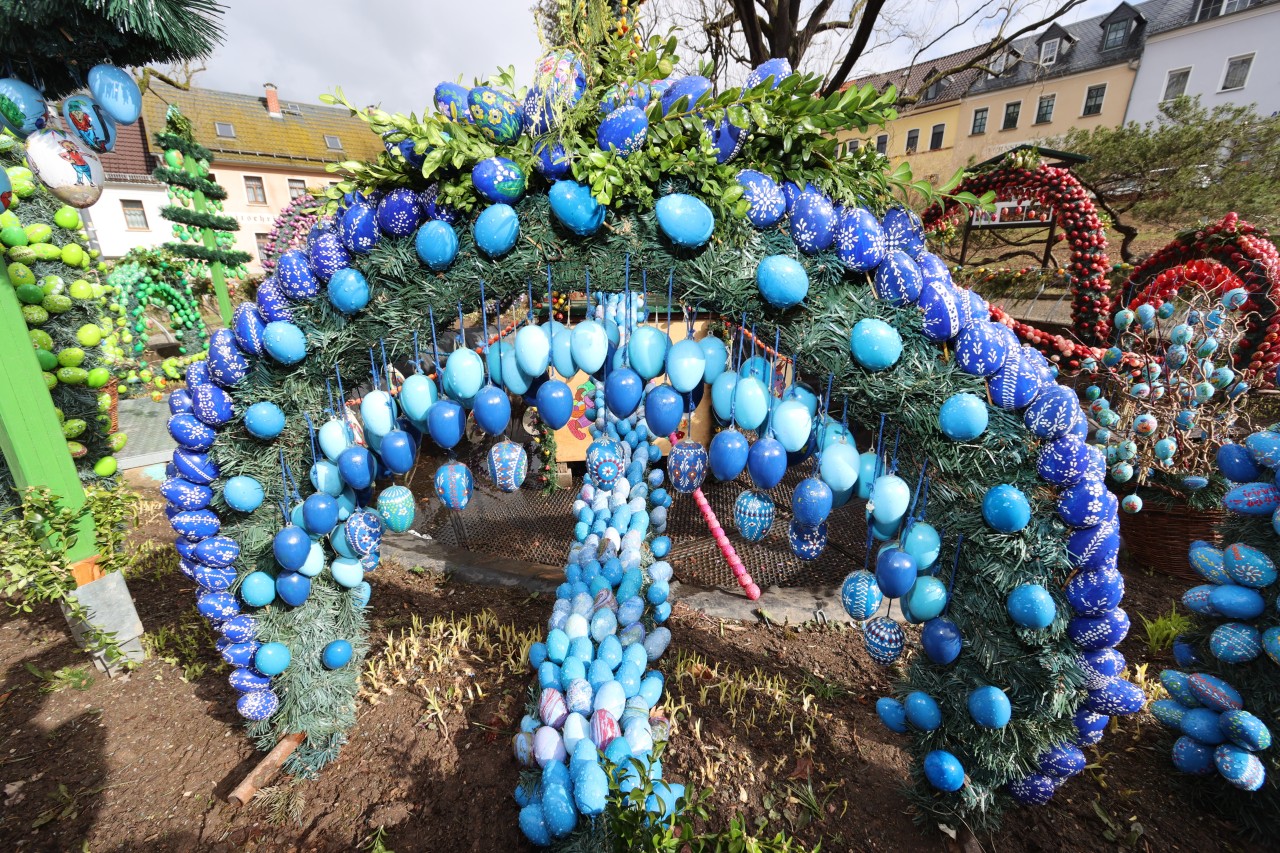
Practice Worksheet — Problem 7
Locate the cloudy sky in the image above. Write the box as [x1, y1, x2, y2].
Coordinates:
[196, 0, 1120, 114]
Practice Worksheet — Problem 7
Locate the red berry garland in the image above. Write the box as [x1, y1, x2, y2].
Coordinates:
[924, 163, 1113, 346]
[1122, 214, 1280, 378]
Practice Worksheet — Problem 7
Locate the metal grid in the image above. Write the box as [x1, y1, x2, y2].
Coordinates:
[417, 450, 869, 590]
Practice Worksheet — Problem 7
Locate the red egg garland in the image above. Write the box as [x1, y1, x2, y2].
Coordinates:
[1122, 214, 1280, 378]
[923, 163, 1113, 347]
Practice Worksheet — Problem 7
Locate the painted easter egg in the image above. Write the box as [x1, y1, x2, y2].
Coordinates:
[656, 193, 714, 249]
[1223, 542, 1277, 587]
[194, 536, 241, 569]
[1171, 736, 1215, 775]
[756, 255, 809, 309]
[197, 590, 239, 621]
[597, 105, 648, 156]
[61, 94, 116, 154]
[434, 81, 471, 120]
[835, 206, 888, 272]
[231, 303, 267, 357]
[375, 188, 423, 237]
[474, 203, 520, 257]
[467, 86, 523, 144]
[206, 329, 249, 389]
[1221, 710, 1272, 752]
[277, 249, 319, 300]
[841, 570, 883, 621]
[190, 384, 234, 427]
[1189, 540, 1229, 584]
[706, 116, 745, 164]
[1065, 566, 1124, 617]
[873, 250, 923, 306]
[256, 277, 293, 323]
[1085, 677, 1145, 715]
[745, 58, 793, 88]
[1067, 520, 1120, 571]
[161, 477, 211, 511]
[954, 321, 1010, 377]
[864, 616, 904, 665]
[659, 75, 712, 115]
[1217, 443, 1263, 482]
[435, 461, 474, 510]
[376, 484, 417, 533]
[1038, 742, 1086, 778]
[882, 207, 925, 257]
[1210, 622, 1262, 664]
[989, 346, 1046, 409]
[1057, 478, 1116, 529]
[1007, 583, 1056, 629]
[1151, 698, 1187, 728]
[918, 279, 962, 343]
[0, 78, 47, 137]
[668, 440, 709, 494]
[472, 157, 526, 204]
[1223, 482, 1280, 516]
[1067, 607, 1129, 651]
[168, 413, 216, 451]
[26, 127, 103, 207]
[734, 489, 774, 542]
[172, 450, 219, 485]
[339, 200, 379, 255]
[1215, 744, 1266, 791]
[1080, 648, 1126, 689]
[1074, 710, 1109, 747]
[488, 440, 529, 493]
[849, 318, 901, 370]
[1037, 434, 1091, 487]
[737, 170, 785, 228]
[1007, 774, 1057, 806]
[87, 64, 142, 124]
[307, 228, 350, 282]
[789, 191, 835, 254]
[1188, 673, 1243, 712]
[1024, 385, 1082, 440]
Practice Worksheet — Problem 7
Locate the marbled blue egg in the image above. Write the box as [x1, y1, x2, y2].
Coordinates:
[597, 105, 648, 156]
[789, 191, 835, 254]
[737, 169, 785, 228]
[472, 157, 526, 204]
[873, 249, 923, 306]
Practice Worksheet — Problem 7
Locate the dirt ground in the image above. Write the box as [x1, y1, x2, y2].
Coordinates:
[0, 488, 1262, 853]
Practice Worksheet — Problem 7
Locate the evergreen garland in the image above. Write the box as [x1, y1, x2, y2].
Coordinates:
[159, 204, 241, 232]
[151, 164, 228, 199]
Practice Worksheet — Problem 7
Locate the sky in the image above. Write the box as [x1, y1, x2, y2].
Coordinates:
[195, 0, 1123, 114]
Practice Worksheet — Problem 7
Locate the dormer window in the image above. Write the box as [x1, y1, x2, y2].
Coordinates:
[1195, 0, 1252, 22]
[988, 52, 1008, 79]
[922, 74, 946, 100]
[1040, 38, 1060, 65]
[1102, 20, 1129, 50]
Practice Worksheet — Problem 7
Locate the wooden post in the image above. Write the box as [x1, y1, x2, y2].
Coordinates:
[0, 263, 96, 565]
[227, 732, 306, 806]
[183, 154, 233, 325]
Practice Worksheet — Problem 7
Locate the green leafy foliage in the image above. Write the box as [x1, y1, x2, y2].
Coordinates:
[1138, 605, 1193, 656]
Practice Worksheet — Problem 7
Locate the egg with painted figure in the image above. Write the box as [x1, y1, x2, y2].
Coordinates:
[597, 105, 649, 156]
[236, 690, 279, 721]
[194, 563, 236, 593]
[789, 191, 835, 254]
[0, 78, 47, 137]
[61, 94, 117, 154]
[736, 169, 785, 228]
[467, 86, 522, 144]
[1169, 736, 1216, 775]
[472, 157, 526, 204]
[474, 203, 520, 258]
[873, 250, 923, 306]
[756, 255, 809, 309]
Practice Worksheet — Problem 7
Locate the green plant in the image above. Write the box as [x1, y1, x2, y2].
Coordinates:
[24, 662, 93, 693]
[1091, 800, 1146, 849]
[143, 608, 224, 681]
[363, 826, 394, 853]
[1139, 605, 1193, 656]
[252, 780, 307, 827]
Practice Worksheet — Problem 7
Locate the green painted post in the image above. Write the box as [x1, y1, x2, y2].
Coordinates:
[183, 155, 233, 325]
[0, 263, 96, 562]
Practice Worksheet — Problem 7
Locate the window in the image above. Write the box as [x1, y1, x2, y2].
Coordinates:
[255, 233, 270, 259]
[1222, 54, 1253, 90]
[875, 134, 888, 154]
[923, 76, 945, 100]
[244, 176, 267, 205]
[929, 124, 945, 150]
[121, 199, 149, 230]
[1164, 67, 1191, 101]
[971, 107, 989, 134]
[848, 139, 860, 151]
[988, 53, 1007, 79]
[1035, 94, 1056, 124]
[1083, 84, 1107, 116]
[215, 121, 236, 138]
[1102, 20, 1128, 51]
[324, 134, 343, 150]
[1002, 101, 1021, 130]
[1196, 0, 1251, 22]
[905, 129, 919, 153]
[288, 179, 308, 199]
[1040, 38, 1060, 65]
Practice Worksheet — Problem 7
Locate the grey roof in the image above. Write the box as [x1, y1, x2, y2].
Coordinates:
[1148, 0, 1277, 34]
[844, 44, 992, 107]
[966, 0, 1173, 96]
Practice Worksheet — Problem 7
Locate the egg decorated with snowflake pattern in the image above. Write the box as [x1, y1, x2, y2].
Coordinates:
[788, 191, 835, 254]
[882, 207, 925, 257]
[737, 170, 785, 228]
[835, 207, 887, 272]
[873, 249, 923, 306]
[339, 200, 379, 254]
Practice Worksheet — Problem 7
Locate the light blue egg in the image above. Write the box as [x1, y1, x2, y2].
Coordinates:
[87, 64, 142, 125]
[665, 338, 705, 393]
[655, 193, 714, 249]
[571, 320, 609, 375]
[415, 221, 459, 271]
[474, 203, 520, 257]
[549, 180, 605, 236]
[756, 255, 809, 309]
[849, 318, 901, 371]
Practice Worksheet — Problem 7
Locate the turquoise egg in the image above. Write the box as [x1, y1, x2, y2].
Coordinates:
[516, 324, 552, 377]
[1215, 744, 1266, 791]
[655, 193, 714, 249]
[756, 255, 809, 309]
[905, 576, 948, 622]
[1209, 622, 1262, 664]
[467, 86, 522, 144]
[549, 180, 605, 236]
[629, 325, 669, 380]
[731, 375, 768, 431]
[472, 157, 526, 204]
[849, 318, 901, 371]
[474, 203, 520, 257]
[443, 347, 485, 401]
[905, 691, 943, 731]
[903, 522, 941, 569]
[1223, 542, 1277, 587]
[1221, 709, 1272, 752]
[771, 398, 811, 452]
[665, 338, 705, 393]
[377, 484, 416, 533]
[571, 320, 609, 375]
[399, 373, 438, 425]
[710, 372, 737, 421]
[415, 220, 459, 271]
[262, 321, 307, 364]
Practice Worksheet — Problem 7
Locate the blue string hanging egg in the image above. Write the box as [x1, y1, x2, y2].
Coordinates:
[435, 461, 474, 510]
[377, 485, 417, 532]
[787, 519, 827, 560]
[864, 616, 905, 665]
[708, 427, 749, 481]
[734, 489, 774, 541]
[536, 379, 573, 430]
[841, 570, 883, 620]
[644, 385, 684, 440]
[488, 440, 529, 493]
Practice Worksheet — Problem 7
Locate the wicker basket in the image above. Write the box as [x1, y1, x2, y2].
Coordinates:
[1120, 499, 1224, 581]
[105, 378, 120, 433]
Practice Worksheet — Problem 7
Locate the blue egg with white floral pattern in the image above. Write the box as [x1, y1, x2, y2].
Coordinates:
[874, 250, 923, 306]
[472, 157, 527, 204]
[376, 188, 423, 236]
[276, 249, 318, 300]
[1037, 434, 1091, 486]
[788, 519, 828, 560]
[194, 535, 241, 568]
[232, 303, 266, 356]
[919, 279, 962, 343]
[1056, 478, 1114, 528]
[307, 229, 349, 282]
[207, 329, 249, 388]
[468, 86, 523, 144]
[734, 489, 774, 541]
[745, 58, 793, 89]
[190, 384, 234, 427]
[534, 140, 571, 180]
[601, 81, 651, 113]
[339, 200, 379, 255]
[835, 207, 887, 272]
[955, 321, 1010, 376]
[419, 183, 460, 223]
[736, 170, 785, 228]
[169, 413, 216, 451]
[1067, 567, 1124, 619]
[474, 203, 520, 257]
[597, 105, 649, 156]
[989, 346, 1045, 409]
[789, 191, 835, 254]
[882, 207, 925, 257]
[197, 590, 240, 622]
[1007, 774, 1057, 805]
[237, 689, 279, 721]
[229, 667, 272, 693]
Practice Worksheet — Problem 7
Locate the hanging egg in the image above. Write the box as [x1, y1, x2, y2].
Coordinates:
[0, 78, 46, 137]
[535, 379, 573, 429]
[734, 489, 774, 541]
[665, 339, 706, 393]
[668, 440, 709, 494]
[629, 325, 670, 380]
[604, 367, 643, 418]
[732, 375, 769, 430]
[61, 94, 117, 154]
[488, 440, 529, 492]
[646, 385, 685, 440]
[87, 64, 142, 124]
[655, 193, 714, 249]
[25, 128, 103, 207]
[788, 519, 828, 560]
[376, 484, 417, 532]
[792, 478, 833, 527]
[472, 157, 526, 204]
[435, 461, 474, 510]
[863, 616, 904, 665]
[921, 617, 962, 665]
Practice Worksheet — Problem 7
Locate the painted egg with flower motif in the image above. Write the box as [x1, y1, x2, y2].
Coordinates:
[1007, 774, 1057, 805]
[601, 80, 651, 113]
[168, 413, 215, 451]
[1223, 542, 1277, 587]
[597, 105, 648, 156]
[256, 277, 293, 322]
[874, 250, 923, 306]
[835, 207, 887, 272]
[1188, 673, 1243, 711]
[1223, 482, 1280, 516]
[1210, 622, 1262, 663]
[277, 249, 319, 300]
[1221, 709, 1272, 752]
[161, 477, 211, 511]
[1037, 434, 1091, 486]
[1085, 677, 1145, 715]
[1056, 478, 1114, 528]
[841, 570, 882, 621]
[1067, 607, 1129, 651]
[789, 191, 835, 254]
[788, 519, 827, 560]
[1065, 566, 1124, 617]
[344, 509, 383, 556]
[659, 75, 712, 115]
[734, 489, 774, 541]
[989, 346, 1046, 409]
[376, 188, 423, 237]
[472, 157, 527, 204]
[468, 86, 523, 144]
[339, 200, 379, 255]
[745, 58, 793, 89]
[207, 329, 249, 388]
[434, 82, 470, 121]
[1181, 584, 1219, 616]
[376, 484, 416, 533]
[668, 439, 709, 494]
[955, 321, 1010, 377]
[435, 460, 474, 510]
[1215, 744, 1266, 791]
[488, 440, 529, 492]
[197, 590, 240, 622]
[1024, 385, 1082, 440]
[237, 690, 279, 722]
[190, 384, 234, 427]
[882, 207, 925, 257]
[232, 303, 267, 356]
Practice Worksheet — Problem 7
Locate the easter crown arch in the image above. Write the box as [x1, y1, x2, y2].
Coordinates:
[168, 0, 1141, 840]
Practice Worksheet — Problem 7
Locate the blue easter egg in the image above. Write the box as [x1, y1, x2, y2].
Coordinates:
[549, 180, 605, 236]
[849, 318, 901, 370]
[487, 440, 528, 492]
[666, 338, 706, 393]
[1038, 742, 1087, 779]
[1217, 443, 1262, 482]
[276, 249, 318, 300]
[1007, 583, 1056, 629]
[307, 229, 350, 282]
[162, 476, 212, 511]
[444, 347, 485, 401]
[338, 445, 375, 490]
[1074, 710, 1110, 747]
[1085, 678, 1145, 715]
[207, 328, 249, 388]
[239, 571, 275, 607]
[835, 207, 887, 272]
[656, 193, 714, 249]
[1221, 710, 1272, 752]
[904, 692, 943, 731]
[875, 546, 917, 598]
[273, 525, 310, 570]
[339, 201, 379, 254]
[874, 250, 923, 306]
[955, 321, 1011, 377]
[841, 570, 883, 620]
[236, 690, 279, 721]
[61, 94, 116, 153]
[1007, 774, 1057, 805]
[172, 449, 219, 485]
[1208, 584, 1265, 620]
[1024, 385, 1082, 440]
[474, 203, 520, 257]
[734, 489, 774, 541]
[789, 191, 835, 254]
[472, 385, 511, 436]
[327, 267, 370, 315]
[968, 685, 1011, 728]
[745, 58, 793, 88]
[255, 277, 293, 322]
[1037, 434, 1091, 487]
[190, 384, 234, 427]
[301, 493, 339, 535]
[938, 393, 987, 441]
[792, 478, 833, 526]
[467, 86, 523, 144]
[876, 697, 908, 733]
[922, 617, 962, 664]
[983, 485, 1030, 533]
[472, 157, 526, 204]
[747, 436, 787, 490]
[1056, 478, 1114, 529]
[1210, 622, 1262, 664]
[374, 188, 422, 238]
[882, 207, 925, 257]
[737, 170, 785, 228]
[705, 116, 745, 163]
[0, 78, 46, 137]
[232, 303, 267, 356]
[1223, 481, 1280, 516]
[756, 255, 809, 309]
[1215, 744, 1266, 791]
[262, 321, 307, 365]
[533, 140, 571, 180]
[244, 401, 285, 439]
[918, 279, 963, 342]
[414, 220, 459, 271]
[1068, 521, 1119, 570]
[1189, 673, 1243, 712]
[222, 474, 265, 514]
[923, 750, 965, 792]
[1068, 607, 1130, 651]
[571, 320, 608, 375]
[659, 75, 712, 115]
[427, 399, 463, 449]
[1223, 542, 1278, 587]
[864, 616, 904, 665]
[254, 642, 291, 676]
[646, 385, 684, 440]
[322, 639, 354, 670]
[228, 668, 272, 693]
[1065, 566, 1124, 617]
[668, 439, 709, 494]
[604, 368, 643, 418]
[168, 413, 215, 451]
[536, 379, 573, 430]
[435, 460, 474, 510]
[87, 64, 142, 124]
[376, 484, 417, 533]
[904, 576, 948, 621]
[597, 105, 649, 156]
